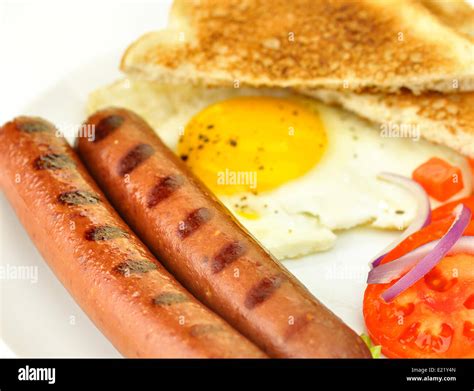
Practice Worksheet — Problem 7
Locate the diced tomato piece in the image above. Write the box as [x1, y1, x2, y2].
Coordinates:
[412, 157, 464, 202]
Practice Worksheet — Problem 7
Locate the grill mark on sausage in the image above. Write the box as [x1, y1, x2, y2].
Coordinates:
[57, 190, 100, 205]
[211, 241, 247, 274]
[152, 292, 189, 306]
[245, 274, 284, 310]
[114, 259, 157, 276]
[85, 225, 128, 241]
[189, 324, 224, 337]
[34, 153, 75, 170]
[18, 121, 52, 133]
[177, 207, 213, 239]
[117, 143, 154, 176]
[93, 115, 124, 142]
[147, 174, 184, 208]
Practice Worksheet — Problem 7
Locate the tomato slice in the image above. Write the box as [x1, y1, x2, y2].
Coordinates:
[412, 158, 464, 202]
[380, 218, 474, 266]
[364, 220, 474, 358]
[468, 158, 474, 180]
[431, 196, 474, 222]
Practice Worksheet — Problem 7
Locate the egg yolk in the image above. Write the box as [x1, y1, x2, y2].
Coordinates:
[178, 96, 327, 195]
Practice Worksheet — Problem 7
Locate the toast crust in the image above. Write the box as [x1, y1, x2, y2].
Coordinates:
[417, 0, 474, 40]
[302, 89, 474, 157]
[299, 0, 474, 157]
[122, 0, 474, 93]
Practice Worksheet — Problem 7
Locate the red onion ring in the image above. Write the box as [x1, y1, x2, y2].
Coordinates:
[381, 204, 471, 303]
[371, 173, 431, 268]
[368, 236, 474, 284]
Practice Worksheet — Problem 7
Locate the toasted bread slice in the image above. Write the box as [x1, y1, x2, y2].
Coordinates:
[300, 1, 474, 158]
[121, 0, 474, 93]
[417, 0, 474, 40]
[301, 89, 474, 157]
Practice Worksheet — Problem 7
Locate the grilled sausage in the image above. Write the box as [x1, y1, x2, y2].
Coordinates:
[76, 108, 371, 358]
[0, 116, 266, 358]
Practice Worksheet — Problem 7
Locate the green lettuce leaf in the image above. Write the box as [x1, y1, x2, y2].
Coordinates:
[360, 334, 382, 358]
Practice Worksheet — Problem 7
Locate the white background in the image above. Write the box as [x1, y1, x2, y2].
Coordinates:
[0, 0, 173, 125]
[0, 0, 174, 358]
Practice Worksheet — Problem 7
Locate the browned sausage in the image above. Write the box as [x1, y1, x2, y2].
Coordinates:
[0, 116, 266, 358]
[76, 108, 371, 358]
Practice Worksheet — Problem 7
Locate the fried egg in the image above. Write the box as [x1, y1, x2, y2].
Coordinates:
[88, 79, 471, 259]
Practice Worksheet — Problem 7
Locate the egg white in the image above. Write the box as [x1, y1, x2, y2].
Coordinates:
[88, 79, 471, 260]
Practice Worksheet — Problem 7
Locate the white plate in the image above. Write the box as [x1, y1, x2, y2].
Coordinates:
[0, 53, 399, 357]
